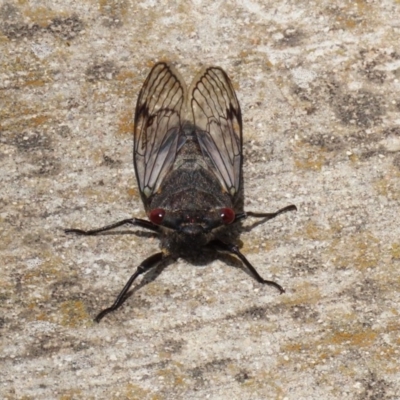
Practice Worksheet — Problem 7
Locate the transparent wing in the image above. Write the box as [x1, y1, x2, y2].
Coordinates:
[191, 67, 242, 197]
[134, 62, 186, 200]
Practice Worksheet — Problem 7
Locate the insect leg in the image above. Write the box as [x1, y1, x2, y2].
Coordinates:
[234, 204, 297, 223]
[209, 239, 285, 294]
[94, 252, 165, 323]
[65, 218, 159, 235]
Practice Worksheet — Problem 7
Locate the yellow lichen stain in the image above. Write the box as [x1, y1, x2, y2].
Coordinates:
[22, 6, 61, 27]
[374, 343, 400, 367]
[146, 59, 156, 69]
[239, 50, 253, 60]
[282, 281, 321, 306]
[115, 70, 142, 98]
[354, 0, 371, 14]
[98, 0, 109, 11]
[333, 1, 371, 31]
[59, 390, 84, 400]
[30, 114, 50, 126]
[98, 0, 129, 20]
[348, 153, 359, 163]
[3, 396, 32, 400]
[92, 91, 109, 104]
[117, 109, 134, 137]
[116, 75, 139, 94]
[389, 307, 399, 316]
[385, 320, 400, 333]
[60, 300, 90, 327]
[282, 342, 302, 353]
[127, 187, 139, 198]
[91, 148, 105, 164]
[22, 79, 45, 87]
[280, 327, 380, 372]
[231, 80, 240, 92]
[390, 243, 400, 259]
[253, 370, 285, 396]
[22, 255, 64, 287]
[120, 383, 153, 400]
[374, 172, 400, 199]
[328, 329, 377, 347]
[240, 376, 256, 389]
[317, 352, 329, 363]
[293, 143, 326, 171]
[1, 99, 30, 125]
[265, 58, 274, 69]
[302, 221, 332, 241]
[158, 350, 173, 360]
[116, 69, 137, 82]
[327, 232, 380, 271]
[0, 229, 14, 250]
[23, 269, 43, 282]
[374, 178, 389, 197]
[2, 57, 51, 90]
[35, 312, 51, 322]
[328, 219, 344, 236]
[144, 281, 167, 298]
[157, 364, 186, 388]
[240, 238, 275, 255]
[0, 275, 14, 302]
[344, 18, 357, 29]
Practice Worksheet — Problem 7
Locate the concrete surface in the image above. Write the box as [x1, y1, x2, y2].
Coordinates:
[1, 0, 400, 399]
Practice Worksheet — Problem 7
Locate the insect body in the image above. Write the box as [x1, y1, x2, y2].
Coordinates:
[66, 62, 296, 322]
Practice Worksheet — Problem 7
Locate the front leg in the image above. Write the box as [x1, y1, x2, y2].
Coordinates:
[209, 239, 285, 294]
[234, 204, 297, 223]
[65, 217, 159, 235]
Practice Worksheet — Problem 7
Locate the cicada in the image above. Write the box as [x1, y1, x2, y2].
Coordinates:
[66, 62, 296, 322]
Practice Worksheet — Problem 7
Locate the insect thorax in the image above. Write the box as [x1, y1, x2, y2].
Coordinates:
[149, 159, 232, 212]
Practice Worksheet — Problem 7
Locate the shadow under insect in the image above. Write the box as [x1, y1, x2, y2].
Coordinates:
[65, 62, 296, 322]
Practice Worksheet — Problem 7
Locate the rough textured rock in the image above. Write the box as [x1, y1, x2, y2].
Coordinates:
[1, 1, 399, 398]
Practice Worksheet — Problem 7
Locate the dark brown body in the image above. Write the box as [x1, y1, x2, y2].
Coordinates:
[65, 62, 296, 322]
[148, 123, 237, 254]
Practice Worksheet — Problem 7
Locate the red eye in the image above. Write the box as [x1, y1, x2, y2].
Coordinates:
[149, 208, 165, 225]
[220, 208, 235, 224]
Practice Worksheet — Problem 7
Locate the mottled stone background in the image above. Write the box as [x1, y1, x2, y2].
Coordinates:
[1, 0, 400, 399]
